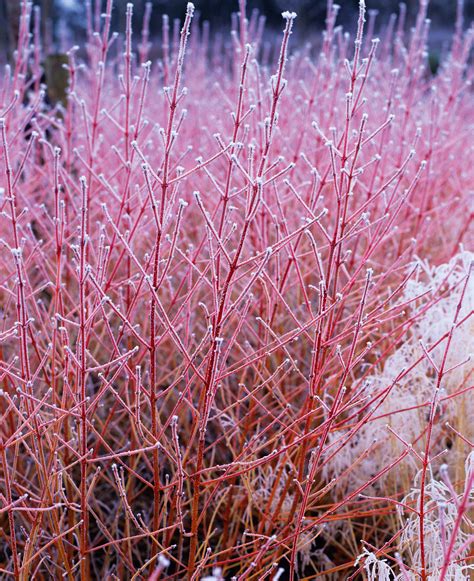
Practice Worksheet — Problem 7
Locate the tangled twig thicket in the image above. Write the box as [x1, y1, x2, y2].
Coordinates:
[0, 0, 473, 579]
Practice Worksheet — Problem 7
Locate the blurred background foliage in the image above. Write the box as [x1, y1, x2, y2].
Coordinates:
[0, 0, 472, 59]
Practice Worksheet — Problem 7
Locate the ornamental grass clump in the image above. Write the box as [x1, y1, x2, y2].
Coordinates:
[0, 0, 472, 579]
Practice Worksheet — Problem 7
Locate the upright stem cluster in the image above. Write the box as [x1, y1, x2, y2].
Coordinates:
[0, 1, 472, 579]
